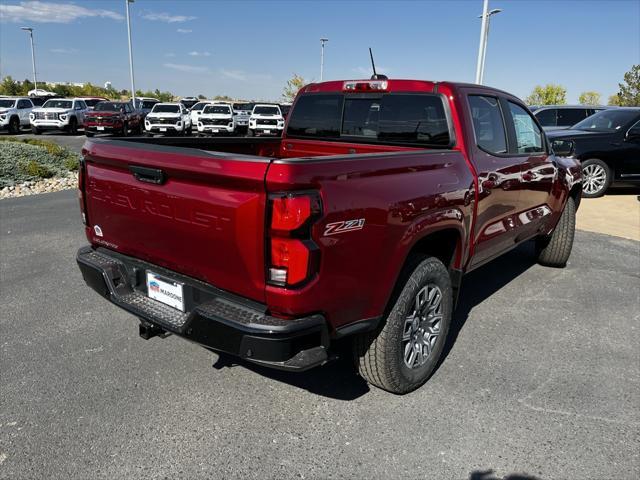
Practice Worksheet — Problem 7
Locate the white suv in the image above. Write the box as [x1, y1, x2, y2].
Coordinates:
[197, 104, 236, 135]
[144, 103, 192, 136]
[30, 98, 88, 134]
[249, 104, 284, 136]
[0, 97, 34, 134]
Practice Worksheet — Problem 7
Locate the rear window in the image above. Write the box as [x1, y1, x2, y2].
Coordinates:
[286, 93, 451, 147]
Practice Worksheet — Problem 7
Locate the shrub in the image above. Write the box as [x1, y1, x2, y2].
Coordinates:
[0, 141, 80, 188]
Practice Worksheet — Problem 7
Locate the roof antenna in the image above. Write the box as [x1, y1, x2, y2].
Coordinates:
[369, 47, 388, 80]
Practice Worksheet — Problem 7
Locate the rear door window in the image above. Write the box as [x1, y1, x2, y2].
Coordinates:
[468, 95, 508, 154]
[535, 108, 557, 127]
[557, 108, 588, 127]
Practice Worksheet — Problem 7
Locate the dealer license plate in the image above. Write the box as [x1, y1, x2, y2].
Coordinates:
[97, 126, 105, 131]
[146, 271, 185, 312]
[212, 129, 219, 133]
[264, 129, 271, 134]
[160, 127, 167, 132]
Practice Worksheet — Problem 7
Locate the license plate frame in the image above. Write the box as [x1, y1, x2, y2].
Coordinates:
[146, 271, 185, 312]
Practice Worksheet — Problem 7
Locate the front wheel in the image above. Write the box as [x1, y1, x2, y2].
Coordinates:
[8, 116, 20, 134]
[67, 117, 78, 135]
[581, 159, 610, 198]
[85, 131, 94, 137]
[353, 256, 452, 394]
[535, 197, 576, 268]
[31, 127, 41, 135]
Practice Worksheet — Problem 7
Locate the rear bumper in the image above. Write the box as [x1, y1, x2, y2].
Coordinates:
[76, 246, 330, 371]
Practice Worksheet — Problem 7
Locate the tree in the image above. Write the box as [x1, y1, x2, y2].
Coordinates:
[608, 93, 622, 106]
[525, 84, 567, 105]
[213, 95, 233, 101]
[578, 91, 601, 105]
[197, 94, 206, 99]
[282, 74, 307, 102]
[0, 76, 22, 96]
[616, 64, 640, 106]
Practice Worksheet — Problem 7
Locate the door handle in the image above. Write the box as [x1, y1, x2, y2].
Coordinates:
[129, 165, 166, 185]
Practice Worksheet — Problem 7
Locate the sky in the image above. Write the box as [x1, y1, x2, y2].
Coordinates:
[0, 0, 638, 102]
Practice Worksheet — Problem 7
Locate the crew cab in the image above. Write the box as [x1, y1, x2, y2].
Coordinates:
[197, 103, 236, 135]
[144, 103, 192, 136]
[85, 101, 143, 137]
[30, 98, 88, 134]
[547, 107, 640, 197]
[0, 96, 34, 134]
[249, 104, 284, 136]
[76, 79, 582, 394]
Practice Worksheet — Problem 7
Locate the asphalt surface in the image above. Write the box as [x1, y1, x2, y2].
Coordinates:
[4, 131, 87, 154]
[1, 190, 639, 480]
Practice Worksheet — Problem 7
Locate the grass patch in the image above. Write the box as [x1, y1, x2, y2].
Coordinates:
[0, 139, 80, 188]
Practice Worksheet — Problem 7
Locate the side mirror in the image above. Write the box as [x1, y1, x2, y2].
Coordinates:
[625, 126, 640, 141]
[552, 139, 574, 157]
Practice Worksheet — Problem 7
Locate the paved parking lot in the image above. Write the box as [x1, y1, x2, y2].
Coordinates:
[1, 190, 638, 479]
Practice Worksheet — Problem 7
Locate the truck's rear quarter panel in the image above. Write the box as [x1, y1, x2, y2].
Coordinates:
[266, 149, 474, 331]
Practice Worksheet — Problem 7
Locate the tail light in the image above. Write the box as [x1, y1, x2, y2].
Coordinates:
[267, 192, 322, 287]
[78, 158, 88, 225]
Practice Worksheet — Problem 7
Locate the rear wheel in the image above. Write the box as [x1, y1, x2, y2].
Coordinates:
[8, 116, 20, 134]
[353, 256, 452, 394]
[535, 197, 576, 268]
[581, 159, 610, 198]
[31, 127, 41, 135]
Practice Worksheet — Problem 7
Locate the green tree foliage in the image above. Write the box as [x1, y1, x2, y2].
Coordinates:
[213, 95, 233, 101]
[615, 65, 640, 106]
[282, 74, 307, 102]
[525, 84, 567, 105]
[578, 91, 601, 105]
[608, 93, 622, 106]
[0, 76, 22, 95]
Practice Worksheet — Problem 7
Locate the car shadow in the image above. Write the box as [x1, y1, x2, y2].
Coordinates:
[470, 469, 541, 480]
[212, 242, 537, 400]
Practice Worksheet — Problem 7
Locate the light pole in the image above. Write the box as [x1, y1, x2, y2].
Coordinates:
[320, 38, 328, 81]
[475, 1, 502, 85]
[125, 0, 136, 108]
[20, 27, 38, 93]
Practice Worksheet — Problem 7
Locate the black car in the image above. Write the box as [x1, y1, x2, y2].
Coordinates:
[530, 105, 607, 131]
[547, 108, 640, 197]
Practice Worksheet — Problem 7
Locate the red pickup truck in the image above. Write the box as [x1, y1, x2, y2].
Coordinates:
[76, 79, 582, 394]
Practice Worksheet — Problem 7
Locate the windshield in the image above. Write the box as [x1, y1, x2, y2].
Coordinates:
[203, 105, 231, 114]
[572, 110, 640, 132]
[151, 105, 180, 113]
[233, 103, 253, 111]
[84, 99, 104, 107]
[94, 102, 123, 112]
[0, 100, 16, 108]
[191, 102, 210, 111]
[253, 106, 280, 115]
[42, 100, 72, 109]
[140, 100, 158, 109]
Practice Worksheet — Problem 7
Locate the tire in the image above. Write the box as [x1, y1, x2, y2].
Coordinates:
[85, 131, 94, 137]
[247, 129, 254, 137]
[68, 117, 78, 135]
[8, 116, 20, 135]
[581, 159, 610, 198]
[186, 125, 192, 135]
[535, 197, 576, 268]
[353, 256, 453, 394]
[121, 122, 128, 137]
[32, 127, 41, 135]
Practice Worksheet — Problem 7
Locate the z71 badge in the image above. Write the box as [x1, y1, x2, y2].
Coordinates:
[323, 218, 365, 236]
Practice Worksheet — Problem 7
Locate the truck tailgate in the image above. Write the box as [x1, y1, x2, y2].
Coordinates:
[81, 139, 271, 303]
